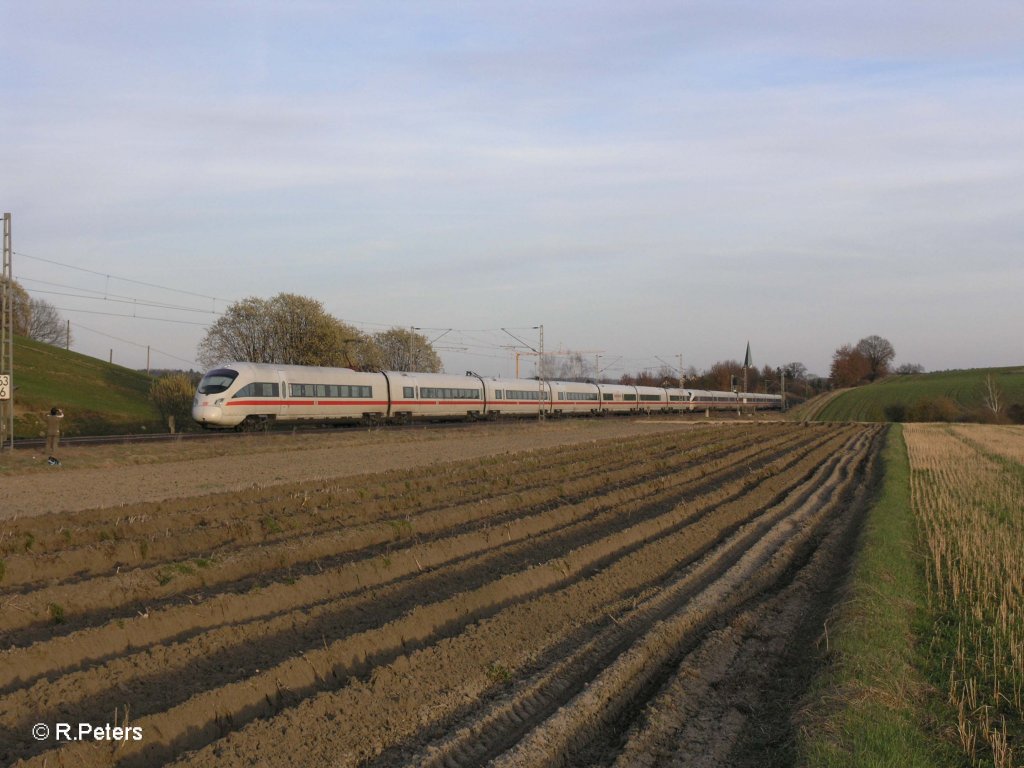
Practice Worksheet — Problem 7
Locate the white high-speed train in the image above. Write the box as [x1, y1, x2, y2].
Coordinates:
[192, 362, 781, 430]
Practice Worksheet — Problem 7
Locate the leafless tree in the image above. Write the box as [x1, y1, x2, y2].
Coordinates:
[855, 335, 896, 381]
[198, 293, 375, 369]
[6, 280, 69, 346]
[983, 374, 1003, 416]
[555, 352, 593, 382]
[373, 328, 443, 372]
[26, 297, 70, 346]
[895, 363, 925, 375]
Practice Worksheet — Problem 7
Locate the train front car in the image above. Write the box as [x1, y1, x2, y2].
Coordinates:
[192, 365, 249, 428]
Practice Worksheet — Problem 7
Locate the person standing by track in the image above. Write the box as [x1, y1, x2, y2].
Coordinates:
[46, 406, 64, 461]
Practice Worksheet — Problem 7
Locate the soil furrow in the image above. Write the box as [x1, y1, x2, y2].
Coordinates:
[0, 425, 820, 655]
[0, 425, 837, 744]
[1, 423, 882, 768]
[487, 429, 878, 768]
[372, 429, 877, 768]
[7, 426, 853, 767]
[0, 429, 717, 566]
[0, 427, 805, 635]
[607, 428, 884, 768]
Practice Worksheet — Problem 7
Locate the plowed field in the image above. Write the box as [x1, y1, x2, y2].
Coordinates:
[1, 421, 883, 767]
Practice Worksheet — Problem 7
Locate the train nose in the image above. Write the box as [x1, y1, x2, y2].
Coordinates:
[192, 403, 224, 425]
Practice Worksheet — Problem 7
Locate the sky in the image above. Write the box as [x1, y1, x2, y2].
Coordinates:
[3, 1, 1023, 380]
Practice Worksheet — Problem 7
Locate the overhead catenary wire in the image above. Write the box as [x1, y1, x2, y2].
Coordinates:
[18, 277, 224, 316]
[14, 251, 232, 306]
[14, 250, 676, 377]
[72, 321, 200, 368]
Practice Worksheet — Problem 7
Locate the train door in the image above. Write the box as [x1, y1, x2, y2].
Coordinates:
[277, 371, 288, 418]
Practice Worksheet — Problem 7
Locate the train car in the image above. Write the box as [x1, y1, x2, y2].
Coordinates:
[479, 377, 548, 417]
[192, 362, 389, 429]
[687, 389, 739, 410]
[548, 380, 601, 416]
[595, 383, 639, 414]
[382, 371, 485, 420]
[739, 392, 783, 410]
[634, 385, 669, 413]
[664, 387, 692, 412]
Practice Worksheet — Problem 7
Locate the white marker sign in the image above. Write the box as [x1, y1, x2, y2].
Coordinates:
[0, 374, 10, 400]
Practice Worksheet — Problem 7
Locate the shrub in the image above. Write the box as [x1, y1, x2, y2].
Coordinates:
[883, 402, 908, 422]
[908, 396, 962, 423]
[150, 373, 197, 432]
[1007, 403, 1024, 425]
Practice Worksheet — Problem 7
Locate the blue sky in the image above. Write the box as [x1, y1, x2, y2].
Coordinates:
[4, 1, 1023, 378]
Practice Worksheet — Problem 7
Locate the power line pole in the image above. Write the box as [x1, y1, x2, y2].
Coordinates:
[1, 213, 14, 450]
[538, 324, 545, 421]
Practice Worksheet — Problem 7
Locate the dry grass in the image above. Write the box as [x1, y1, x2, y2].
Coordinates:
[904, 424, 1024, 768]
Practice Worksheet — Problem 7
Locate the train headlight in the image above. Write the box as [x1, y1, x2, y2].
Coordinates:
[214, 398, 225, 406]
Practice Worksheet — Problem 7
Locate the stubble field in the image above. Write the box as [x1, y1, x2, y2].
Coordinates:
[0, 419, 883, 767]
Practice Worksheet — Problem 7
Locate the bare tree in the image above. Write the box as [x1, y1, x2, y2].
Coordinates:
[197, 293, 373, 369]
[895, 363, 925, 375]
[198, 297, 276, 366]
[373, 328, 443, 372]
[7, 280, 69, 346]
[982, 374, 1003, 416]
[855, 335, 896, 381]
[555, 352, 593, 382]
[26, 297, 70, 346]
[783, 362, 808, 382]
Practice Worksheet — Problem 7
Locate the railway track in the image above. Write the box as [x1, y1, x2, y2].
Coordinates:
[13, 411, 777, 450]
[0, 422, 882, 767]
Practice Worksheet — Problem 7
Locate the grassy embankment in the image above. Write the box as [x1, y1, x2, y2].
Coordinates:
[800, 423, 1024, 767]
[812, 367, 1024, 423]
[8, 335, 164, 438]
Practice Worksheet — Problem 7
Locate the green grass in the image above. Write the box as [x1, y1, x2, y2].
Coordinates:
[9, 335, 165, 438]
[815, 366, 1024, 422]
[797, 425, 962, 767]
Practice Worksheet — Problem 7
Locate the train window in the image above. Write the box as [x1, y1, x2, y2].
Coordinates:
[421, 387, 481, 399]
[603, 393, 614, 401]
[494, 390, 503, 400]
[560, 391, 599, 401]
[506, 389, 540, 401]
[316, 385, 327, 397]
[640, 394, 661, 401]
[198, 368, 238, 395]
[403, 387, 414, 398]
[232, 382, 279, 398]
[624, 394, 637, 401]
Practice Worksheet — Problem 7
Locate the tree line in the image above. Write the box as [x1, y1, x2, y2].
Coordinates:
[829, 334, 925, 388]
[197, 293, 442, 373]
